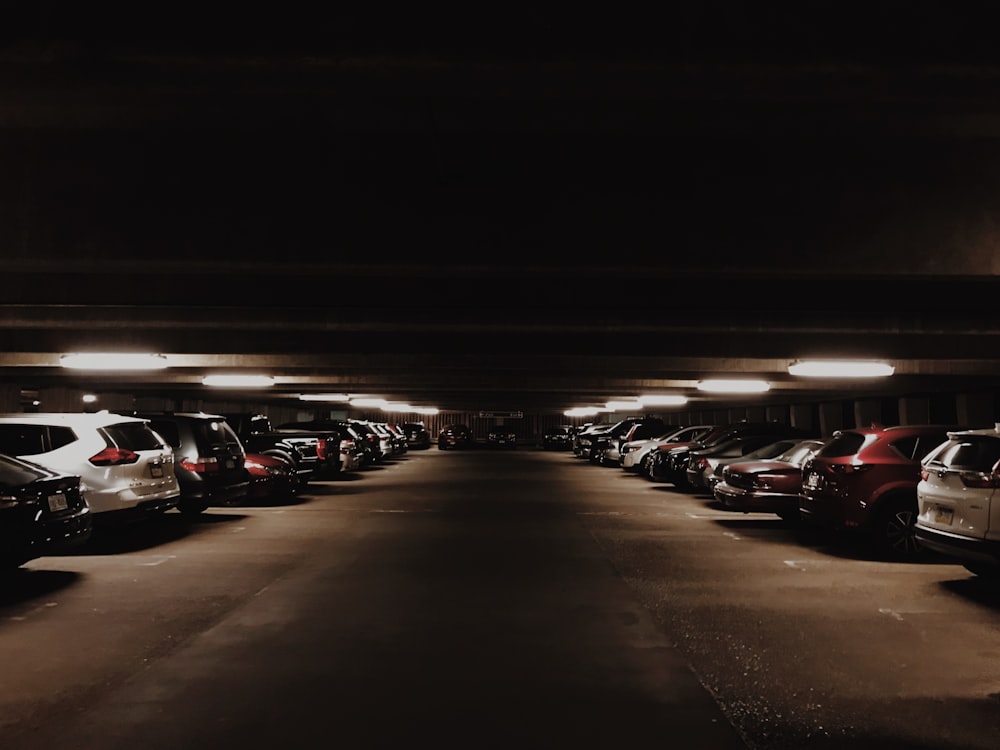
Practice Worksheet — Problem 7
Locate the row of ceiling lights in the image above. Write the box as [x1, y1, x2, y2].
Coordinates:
[563, 360, 897, 417]
[57, 353, 896, 417]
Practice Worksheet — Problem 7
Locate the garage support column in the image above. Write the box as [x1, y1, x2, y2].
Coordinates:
[0, 384, 20, 412]
[854, 399, 884, 428]
[788, 404, 815, 433]
[818, 402, 846, 436]
[956, 393, 995, 426]
[897, 396, 930, 426]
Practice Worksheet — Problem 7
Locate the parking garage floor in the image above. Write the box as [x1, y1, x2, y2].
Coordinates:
[1, 448, 999, 749]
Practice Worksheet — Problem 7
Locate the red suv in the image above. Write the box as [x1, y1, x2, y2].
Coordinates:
[798, 423, 960, 558]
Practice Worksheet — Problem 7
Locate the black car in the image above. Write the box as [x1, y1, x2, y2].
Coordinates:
[438, 424, 473, 450]
[0, 453, 92, 568]
[486, 426, 517, 449]
[400, 422, 432, 450]
[542, 425, 573, 450]
[135, 412, 250, 515]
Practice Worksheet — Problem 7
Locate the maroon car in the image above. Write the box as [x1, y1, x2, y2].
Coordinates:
[799, 423, 960, 557]
[713, 439, 827, 520]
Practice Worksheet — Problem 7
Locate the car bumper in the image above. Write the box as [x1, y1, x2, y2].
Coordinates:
[914, 525, 1000, 567]
[1, 505, 92, 565]
[798, 492, 847, 528]
[715, 484, 799, 514]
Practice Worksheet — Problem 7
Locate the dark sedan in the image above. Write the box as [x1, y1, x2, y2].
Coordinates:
[438, 424, 473, 450]
[0, 453, 92, 568]
[487, 426, 517, 449]
[541, 425, 573, 450]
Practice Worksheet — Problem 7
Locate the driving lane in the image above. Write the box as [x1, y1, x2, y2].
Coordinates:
[0, 449, 746, 749]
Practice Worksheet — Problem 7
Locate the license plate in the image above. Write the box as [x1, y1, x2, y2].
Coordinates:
[933, 505, 954, 525]
[47, 494, 68, 512]
[150, 464, 164, 478]
[225, 459, 235, 469]
[805, 472, 822, 490]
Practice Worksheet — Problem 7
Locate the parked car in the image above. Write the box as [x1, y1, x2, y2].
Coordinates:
[0, 453, 92, 568]
[915, 426, 1000, 579]
[653, 422, 809, 489]
[0, 412, 180, 523]
[278, 418, 370, 471]
[713, 438, 827, 520]
[645, 423, 731, 482]
[401, 422, 431, 450]
[384, 423, 409, 454]
[244, 452, 298, 502]
[573, 423, 611, 458]
[686, 437, 810, 493]
[541, 425, 574, 450]
[221, 412, 328, 484]
[486, 425, 517, 449]
[623, 425, 716, 473]
[134, 411, 250, 515]
[597, 417, 668, 467]
[438, 424, 473, 450]
[799, 423, 960, 558]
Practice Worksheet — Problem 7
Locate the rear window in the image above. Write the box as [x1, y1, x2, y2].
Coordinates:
[147, 421, 181, 448]
[104, 422, 165, 451]
[816, 431, 867, 458]
[0, 453, 51, 486]
[925, 436, 1000, 472]
[0, 424, 77, 455]
[195, 420, 243, 451]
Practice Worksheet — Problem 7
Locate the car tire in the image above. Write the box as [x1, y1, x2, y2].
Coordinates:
[873, 495, 924, 560]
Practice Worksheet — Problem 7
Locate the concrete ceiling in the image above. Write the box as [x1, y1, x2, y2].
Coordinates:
[3, 7, 1000, 416]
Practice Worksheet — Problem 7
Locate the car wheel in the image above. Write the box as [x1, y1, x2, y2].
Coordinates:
[875, 496, 923, 559]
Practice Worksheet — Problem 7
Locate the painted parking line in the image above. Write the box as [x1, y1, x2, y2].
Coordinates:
[138, 555, 177, 567]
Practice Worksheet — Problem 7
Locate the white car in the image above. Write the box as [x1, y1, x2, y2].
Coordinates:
[915, 426, 1000, 578]
[621, 425, 715, 471]
[0, 412, 180, 521]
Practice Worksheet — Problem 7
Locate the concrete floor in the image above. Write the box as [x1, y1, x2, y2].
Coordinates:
[1, 448, 998, 749]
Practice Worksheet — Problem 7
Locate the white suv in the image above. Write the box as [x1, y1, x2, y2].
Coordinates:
[0, 412, 180, 521]
[915, 426, 1000, 579]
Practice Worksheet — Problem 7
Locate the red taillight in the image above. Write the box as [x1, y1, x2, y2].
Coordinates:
[89, 447, 140, 466]
[959, 470, 998, 489]
[316, 438, 328, 460]
[920, 469, 930, 481]
[698, 458, 710, 469]
[180, 456, 220, 473]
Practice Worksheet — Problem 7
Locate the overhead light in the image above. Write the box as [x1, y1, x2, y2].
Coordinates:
[697, 379, 771, 393]
[349, 398, 388, 408]
[638, 394, 689, 406]
[565, 407, 600, 417]
[299, 393, 351, 402]
[60, 352, 168, 370]
[788, 360, 895, 377]
[202, 374, 275, 387]
[413, 407, 439, 415]
[606, 400, 643, 411]
[82, 394, 97, 403]
[381, 402, 412, 412]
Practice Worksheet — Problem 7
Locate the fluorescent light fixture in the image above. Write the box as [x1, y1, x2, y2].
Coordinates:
[381, 402, 412, 412]
[299, 393, 351, 402]
[788, 360, 895, 377]
[202, 374, 275, 387]
[60, 352, 168, 370]
[565, 407, 600, 417]
[606, 400, 643, 411]
[82, 394, 97, 403]
[697, 379, 771, 393]
[349, 398, 388, 408]
[413, 407, 439, 415]
[638, 394, 689, 406]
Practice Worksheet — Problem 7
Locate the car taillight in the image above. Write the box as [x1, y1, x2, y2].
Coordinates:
[959, 470, 998, 488]
[920, 468, 930, 481]
[180, 456, 220, 473]
[698, 458, 710, 469]
[89, 447, 140, 466]
[316, 438, 328, 460]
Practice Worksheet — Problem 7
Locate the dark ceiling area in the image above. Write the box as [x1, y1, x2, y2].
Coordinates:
[3, 5, 1000, 416]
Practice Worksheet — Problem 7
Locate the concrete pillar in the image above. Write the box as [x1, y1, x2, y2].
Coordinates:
[0, 384, 21, 412]
[789, 403, 815, 433]
[854, 399, 884, 429]
[819, 402, 845, 435]
[956, 392, 995, 427]
[766, 405, 790, 424]
[898, 396, 930, 426]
